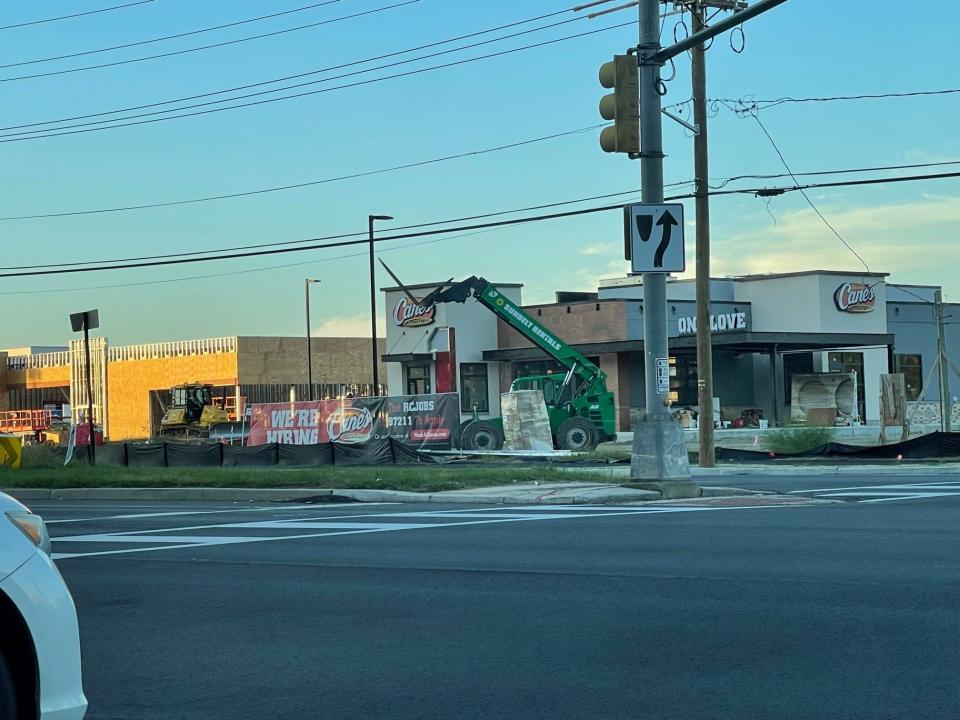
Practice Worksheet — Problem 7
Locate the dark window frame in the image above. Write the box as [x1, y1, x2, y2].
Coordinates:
[406, 364, 431, 396]
[459, 363, 490, 413]
[894, 353, 923, 401]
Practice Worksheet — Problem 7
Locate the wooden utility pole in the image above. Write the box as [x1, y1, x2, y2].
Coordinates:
[682, 0, 747, 466]
[691, 0, 714, 467]
[936, 289, 952, 432]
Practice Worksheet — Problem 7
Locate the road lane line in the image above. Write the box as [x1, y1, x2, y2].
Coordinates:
[787, 482, 960, 495]
[856, 493, 960, 503]
[45, 502, 395, 524]
[51, 503, 813, 560]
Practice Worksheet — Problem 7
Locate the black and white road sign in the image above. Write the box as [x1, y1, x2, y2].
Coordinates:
[655, 357, 670, 395]
[624, 203, 685, 273]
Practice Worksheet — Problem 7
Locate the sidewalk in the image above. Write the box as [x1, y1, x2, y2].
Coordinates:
[6, 481, 758, 506]
[559, 463, 960, 479]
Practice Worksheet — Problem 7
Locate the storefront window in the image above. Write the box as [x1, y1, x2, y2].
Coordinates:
[894, 354, 923, 400]
[669, 355, 698, 407]
[406, 365, 431, 396]
[783, 352, 814, 404]
[828, 352, 866, 419]
[460, 363, 489, 412]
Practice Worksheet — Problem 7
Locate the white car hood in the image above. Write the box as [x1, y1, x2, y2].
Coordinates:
[0, 491, 37, 582]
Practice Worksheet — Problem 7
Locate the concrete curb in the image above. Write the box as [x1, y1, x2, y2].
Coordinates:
[3, 486, 663, 505]
[698, 486, 764, 497]
[691, 465, 960, 477]
[564, 464, 960, 478]
[4, 483, 765, 504]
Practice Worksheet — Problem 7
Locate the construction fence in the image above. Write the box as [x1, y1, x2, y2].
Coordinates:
[87, 438, 445, 468]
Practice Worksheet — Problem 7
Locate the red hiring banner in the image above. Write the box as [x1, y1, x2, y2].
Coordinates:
[246, 394, 459, 449]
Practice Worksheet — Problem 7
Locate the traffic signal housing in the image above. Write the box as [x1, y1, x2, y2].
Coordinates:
[598, 55, 639, 155]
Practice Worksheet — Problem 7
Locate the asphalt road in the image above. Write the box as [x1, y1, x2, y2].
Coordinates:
[37, 480, 960, 720]
[703, 471, 960, 500]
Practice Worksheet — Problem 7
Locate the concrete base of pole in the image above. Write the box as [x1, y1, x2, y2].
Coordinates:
[629, 414, 698, 497]
[622, 479, 701, 499]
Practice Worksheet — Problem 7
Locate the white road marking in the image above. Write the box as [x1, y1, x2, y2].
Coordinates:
[787, 482, 960, 495]
[817, 491, 960, 498]
[856, 493, 960, 503]
[217, 521, 439, 530]
[50, 503, 810, 561]
[44, 502, 395, 525]
[55, 534, 271, 544]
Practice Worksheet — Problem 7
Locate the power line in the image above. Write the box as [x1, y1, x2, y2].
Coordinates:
[750, 88, 960, 110]
[4, 169, 960, 279]
[0, 202, 638, 279]
[0, 6, 575, 133]
[0, 226, 511, 296]
[2, 148, 953, 226]
[0, 13, 590, 139]
[0, 123, 610, 224]
[887, 283, 936, 306]
[745, 110, 872, 273]
[0, 21, 634, 143]
[710, 159, 960, 189]
[0, 1, 419, 83]
[0, 1, 155, 32]
[0, 0, 345, 69]
[0, 183, 655, 270]
[664, 87, 960, 115]
[737, 170, 960, 196]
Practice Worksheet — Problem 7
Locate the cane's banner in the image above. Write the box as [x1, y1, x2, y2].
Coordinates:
[246, 393, 460, 449]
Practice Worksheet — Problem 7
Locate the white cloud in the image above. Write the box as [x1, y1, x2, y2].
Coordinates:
[313, 315, 386, 338]
[578, 242, 618, 256]
[710, 196, 960, 291]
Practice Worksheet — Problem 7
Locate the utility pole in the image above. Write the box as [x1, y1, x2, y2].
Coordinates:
[368, 214, 393, 396]
[690, 0, 715, 467]
[630, 0, 698, 494]
[305, 278, 320, 401]
[631, 0, 786, 492]
[936, 289, 952, 432]
[685, 0, 746, 466]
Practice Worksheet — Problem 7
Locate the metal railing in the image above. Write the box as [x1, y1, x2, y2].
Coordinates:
[4, 351, 71, 370]
[108, 337, 238, 362]
[0, 409, 54, 432]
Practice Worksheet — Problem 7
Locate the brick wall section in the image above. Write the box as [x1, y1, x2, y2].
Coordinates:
[108, 353, 240, 441]
[497, 300, 628, 348]
[598, 352, 630, 432]
[495, 301, 632, 431]
[236, 337, 385, 385]
[498, 363, 512, 395]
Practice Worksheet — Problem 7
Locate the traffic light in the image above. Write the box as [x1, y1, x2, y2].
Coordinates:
[598, 54, 639, 155]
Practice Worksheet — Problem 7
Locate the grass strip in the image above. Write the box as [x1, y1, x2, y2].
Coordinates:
[0, 464, 609, 493]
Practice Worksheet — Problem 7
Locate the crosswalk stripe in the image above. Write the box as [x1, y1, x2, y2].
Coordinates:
[50, 503, 806, 560]
[788, 480, 960, 503]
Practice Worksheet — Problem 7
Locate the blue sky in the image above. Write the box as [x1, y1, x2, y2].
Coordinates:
[1, 0, 957, 347]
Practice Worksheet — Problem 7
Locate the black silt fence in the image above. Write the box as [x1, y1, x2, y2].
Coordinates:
[90, 439, 443, 468]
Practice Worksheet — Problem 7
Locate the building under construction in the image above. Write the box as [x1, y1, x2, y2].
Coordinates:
[0, 336, 385, 441]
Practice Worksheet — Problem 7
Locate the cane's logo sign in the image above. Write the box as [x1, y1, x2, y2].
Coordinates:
[834, 282, 877, 313]
[326, 406, 374, 443]
[393, 297, 435, 327]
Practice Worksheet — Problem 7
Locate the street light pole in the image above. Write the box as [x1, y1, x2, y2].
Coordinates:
[368, 214, 393, 396]
[305, 279, 320, 401]
[69, 309, 100, 466]
[82, 322, 96, 466]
